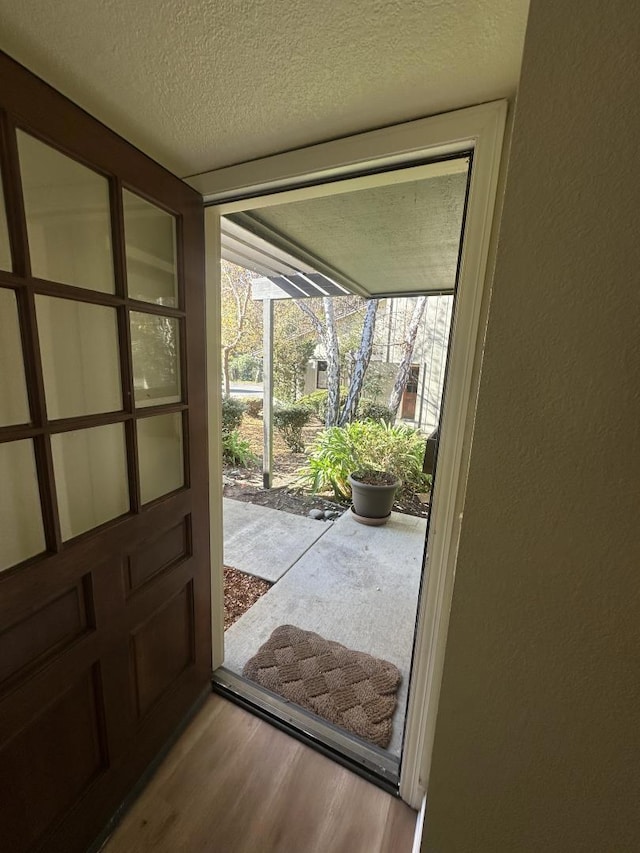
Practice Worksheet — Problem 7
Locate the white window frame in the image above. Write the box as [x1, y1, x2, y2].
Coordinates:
[199, 100, 507, 808]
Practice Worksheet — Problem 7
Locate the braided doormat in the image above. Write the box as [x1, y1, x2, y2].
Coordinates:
[242, 625, 401, 749]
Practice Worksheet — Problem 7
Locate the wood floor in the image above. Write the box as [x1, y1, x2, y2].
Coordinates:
[103, 695, 416, 853]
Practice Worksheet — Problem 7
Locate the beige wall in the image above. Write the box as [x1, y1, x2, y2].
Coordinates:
[423, 1, 640, 850]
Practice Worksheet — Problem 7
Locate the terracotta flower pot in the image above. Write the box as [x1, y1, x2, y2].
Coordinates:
[348, 471, 400, 525]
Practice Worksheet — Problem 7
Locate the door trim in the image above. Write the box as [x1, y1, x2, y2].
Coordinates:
[201, 100, 508, 807]
[204, 210, 225, 669]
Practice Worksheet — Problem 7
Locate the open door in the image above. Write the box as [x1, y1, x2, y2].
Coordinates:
[0, 54, 211, 852]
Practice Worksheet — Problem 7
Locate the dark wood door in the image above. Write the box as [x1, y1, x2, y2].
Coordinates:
[0, 53, 211, 852]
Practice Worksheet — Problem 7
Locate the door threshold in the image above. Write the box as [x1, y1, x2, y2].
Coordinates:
[212, 667, 400, 794]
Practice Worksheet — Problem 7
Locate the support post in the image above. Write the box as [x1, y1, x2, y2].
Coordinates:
[262, 298, 274, 489]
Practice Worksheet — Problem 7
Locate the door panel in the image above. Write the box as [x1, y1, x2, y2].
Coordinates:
[0, 52, 211, 853]
[0, 665, 107, 852]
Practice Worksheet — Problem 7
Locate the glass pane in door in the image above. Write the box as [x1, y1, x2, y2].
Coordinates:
[0, 439, 46, 571]
[51, 423, 129, 540]
[0, 288, 30, 426]
[137, 413, 184, 504]
[130, 312, 181, 407]
[123, 190, 178, 307]
[17, 131, 115, 293]
[36, 295, 122, 419]
[0, 172, 11, 270]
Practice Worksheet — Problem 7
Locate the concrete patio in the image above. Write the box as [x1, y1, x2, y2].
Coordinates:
[223, 499, 331, 582]
[223, 497, 427, 758]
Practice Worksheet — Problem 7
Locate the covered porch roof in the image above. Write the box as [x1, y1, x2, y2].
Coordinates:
[220, 155, 468, 300]
[221, 217, 350, 299]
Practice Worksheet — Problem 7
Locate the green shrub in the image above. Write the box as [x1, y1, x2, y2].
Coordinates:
[273, 404, 312, 452]
[239, 396, 263, 418]
[357, 399, 394, 425]
[222, 429, 256, 467]
[221, 396, 245, 433]
[297, 389, 328, 418]
[274, 337, 315, 403]
[298, 387, 348, 421]
[299, 419, 429, 499]
[298, 424, 356, 498]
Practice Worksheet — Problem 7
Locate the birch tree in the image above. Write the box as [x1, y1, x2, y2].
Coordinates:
[338, 299, 378, 425]
[388, 296, 428, 418]
[294, 296, 341, 426]
[322, 298, 341, 426]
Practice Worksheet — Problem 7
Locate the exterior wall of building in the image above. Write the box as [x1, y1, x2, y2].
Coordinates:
[299, 294, 454, 432]
[371, 295, 454, 432]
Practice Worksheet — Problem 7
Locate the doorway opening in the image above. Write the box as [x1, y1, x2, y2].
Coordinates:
[200, 102, 507, 806]
[401, 364, 420, 420]
[212, 155, 466, 787]
[221, 297, 454, 780]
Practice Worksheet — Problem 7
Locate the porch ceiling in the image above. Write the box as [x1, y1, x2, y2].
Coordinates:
[223, 156, 468, 298]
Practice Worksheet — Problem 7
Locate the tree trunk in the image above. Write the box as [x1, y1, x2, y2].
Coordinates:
[222, 346, 231, 397]
[339, 299, 378, 425]
[293, 297, 342, 426]
[322, 297, 341, 426]
[388, 296, 428, 419]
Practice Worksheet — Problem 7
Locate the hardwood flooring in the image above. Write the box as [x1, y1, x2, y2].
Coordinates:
[103, 695, 416, 853]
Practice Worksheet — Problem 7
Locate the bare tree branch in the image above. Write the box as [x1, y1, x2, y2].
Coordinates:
[293, 298, 324, 337]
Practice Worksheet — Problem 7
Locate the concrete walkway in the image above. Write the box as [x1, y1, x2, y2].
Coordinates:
[223, 498, 332, 583]
[223, 500, 427, 758]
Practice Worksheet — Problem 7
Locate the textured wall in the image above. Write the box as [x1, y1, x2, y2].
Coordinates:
[422, 1, 640, 850]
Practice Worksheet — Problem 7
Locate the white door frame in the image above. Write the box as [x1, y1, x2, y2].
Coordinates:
[199, 100, 507, 807]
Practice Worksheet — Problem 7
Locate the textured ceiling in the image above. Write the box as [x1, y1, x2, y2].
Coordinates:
[0, 0, 529, 178]
[234, 158, 469, 296]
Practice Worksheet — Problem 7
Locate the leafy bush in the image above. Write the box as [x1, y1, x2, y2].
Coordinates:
[274, 337, 315, 403]
[222, 429, 256, 467]
[299, 420, 429, 500]
[357, 399, 394, 425]
[298, 387, 348, 421]
[221, 396, 245, 433]
[299, 425, 359, 498]
[273, 404, 312, 452]
[298, 389, 328, 417]
[239, 396, 263, 418]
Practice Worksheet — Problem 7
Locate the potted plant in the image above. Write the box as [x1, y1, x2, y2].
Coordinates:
[348, 467, 400, 526]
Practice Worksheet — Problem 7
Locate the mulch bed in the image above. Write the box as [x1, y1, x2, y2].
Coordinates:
[224, 566, 272, 630]
[225, 413, 324, 488]
[224, 476, 428, 520]
[391, 490, 430, 519]
[224, 481, 345, 518]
